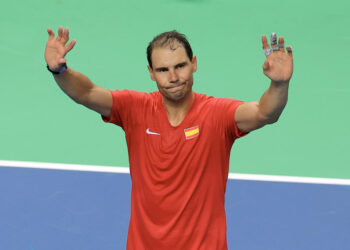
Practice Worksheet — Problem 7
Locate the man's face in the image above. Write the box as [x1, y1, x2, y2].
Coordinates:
[148, 44, 197, 102]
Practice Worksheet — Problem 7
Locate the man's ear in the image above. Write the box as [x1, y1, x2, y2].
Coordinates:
[192, 56, 197, 73]
[147, 65, 155, 81]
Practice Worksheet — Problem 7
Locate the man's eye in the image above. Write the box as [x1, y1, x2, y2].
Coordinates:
[178, 64, 185, 68]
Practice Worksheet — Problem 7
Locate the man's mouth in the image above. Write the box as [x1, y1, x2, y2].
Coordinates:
[166, 82, 185, 89]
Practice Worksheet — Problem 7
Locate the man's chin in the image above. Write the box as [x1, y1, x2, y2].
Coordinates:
[166, 94, 183, 102]
[167, 90, 192, 102]
[159, 84, 193, 103]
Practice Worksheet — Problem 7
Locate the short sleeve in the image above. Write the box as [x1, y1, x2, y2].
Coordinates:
[101, 90, 148, 129]
[212, 98, 249, 140]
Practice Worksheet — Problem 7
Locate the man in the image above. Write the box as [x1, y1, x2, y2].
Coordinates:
[45, 26, 293, 249]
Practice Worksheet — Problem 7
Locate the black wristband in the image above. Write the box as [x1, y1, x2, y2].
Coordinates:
[47, 63, 67, 74]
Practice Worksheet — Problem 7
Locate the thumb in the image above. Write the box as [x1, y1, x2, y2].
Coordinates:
[58, 58, 66, 64]
[263, 60, 269, 71]
[47, 28, 55, 40]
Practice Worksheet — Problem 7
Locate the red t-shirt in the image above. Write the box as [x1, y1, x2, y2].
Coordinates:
[102, 90, 248, 250]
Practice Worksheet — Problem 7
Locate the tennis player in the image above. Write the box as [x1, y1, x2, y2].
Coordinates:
[45, 26, 293, 249]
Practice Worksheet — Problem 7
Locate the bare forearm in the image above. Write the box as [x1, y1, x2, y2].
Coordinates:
[258, 80, 289, 123]
[52, 67, 95, 103]
[235, 33, 293, 132]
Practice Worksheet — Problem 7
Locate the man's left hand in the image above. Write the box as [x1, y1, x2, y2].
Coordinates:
[262, 33, 293, 83]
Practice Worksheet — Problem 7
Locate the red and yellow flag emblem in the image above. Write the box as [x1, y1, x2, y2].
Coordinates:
[184, 125, 200, 140]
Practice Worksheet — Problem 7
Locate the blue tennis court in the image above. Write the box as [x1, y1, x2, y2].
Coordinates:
[1, 163, 349, 250]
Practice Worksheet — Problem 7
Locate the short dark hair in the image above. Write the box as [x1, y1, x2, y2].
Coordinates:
[147, 30, 193, 69]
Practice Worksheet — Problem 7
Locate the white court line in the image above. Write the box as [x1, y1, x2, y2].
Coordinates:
[1, 160, 350, 186]
[228, 173, 350, 186]
[0, 160, 129, 174]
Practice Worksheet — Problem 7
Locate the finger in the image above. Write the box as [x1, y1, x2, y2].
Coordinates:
[262, 35, 270, 49]
[65, 39, 76, 53]
[270, 32, 277, 46]
[278, 36, 285, 52]
[286, 46, 293, 56]
[271, 32, 279, 52]
[61, 27, 69, 44]
[47, 28, 55, 40]
[262, 35, 272, 56]
[57, 26, 63, 41]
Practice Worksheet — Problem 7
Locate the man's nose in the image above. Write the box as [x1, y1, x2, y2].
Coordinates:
[169, 69, 179, 83]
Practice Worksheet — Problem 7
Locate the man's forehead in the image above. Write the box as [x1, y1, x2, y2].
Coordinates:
[151, 45, 188, 67]
[154, 39, 182, 51]
[168, 41, 182, 51]
[152, 41, 185, 55]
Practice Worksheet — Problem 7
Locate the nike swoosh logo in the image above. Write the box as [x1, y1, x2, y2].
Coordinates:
[146, 128, 160, 135]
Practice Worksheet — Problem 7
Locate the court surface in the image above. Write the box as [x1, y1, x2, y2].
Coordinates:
[1, 162, 350, 250]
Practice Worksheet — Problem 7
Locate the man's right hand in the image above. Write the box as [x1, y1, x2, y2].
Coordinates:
[45, 26, 76, 71]
[45, 26, 112, 118]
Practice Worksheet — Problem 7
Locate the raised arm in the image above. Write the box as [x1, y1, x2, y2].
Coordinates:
[235, 33, 293, 133]
[44, 26, 112, 117]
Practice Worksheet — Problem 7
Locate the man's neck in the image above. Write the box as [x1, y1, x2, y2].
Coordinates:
[162, 91, 194, 127]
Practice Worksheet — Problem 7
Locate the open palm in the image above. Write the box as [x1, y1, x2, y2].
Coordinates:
[262, 34, 293, 83]
[44, 26, 76, 71]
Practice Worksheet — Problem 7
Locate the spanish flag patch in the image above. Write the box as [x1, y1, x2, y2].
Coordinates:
[184, 125, 200, 140]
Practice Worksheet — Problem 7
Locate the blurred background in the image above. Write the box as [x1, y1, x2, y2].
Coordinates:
[1, 0, 349, 178]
